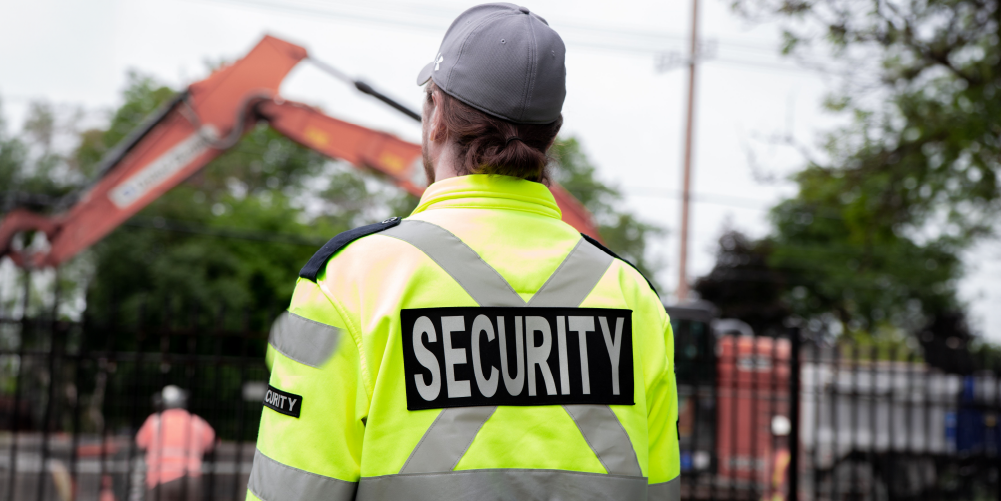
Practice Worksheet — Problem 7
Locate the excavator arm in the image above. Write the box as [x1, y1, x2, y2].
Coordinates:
[259, 99, 426, 196]
[0, 35, 600, 269]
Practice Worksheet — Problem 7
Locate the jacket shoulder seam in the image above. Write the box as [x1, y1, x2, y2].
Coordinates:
[580, 234, 659, 297]
[299, 217, 402, 282]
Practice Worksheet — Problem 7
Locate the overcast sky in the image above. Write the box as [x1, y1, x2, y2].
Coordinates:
[2, 0, 999, 341]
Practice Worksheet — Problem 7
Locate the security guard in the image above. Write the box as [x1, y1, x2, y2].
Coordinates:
[246, 3, 679, 500]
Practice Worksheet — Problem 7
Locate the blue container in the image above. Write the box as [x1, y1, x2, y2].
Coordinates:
[680, 451, 693, 472]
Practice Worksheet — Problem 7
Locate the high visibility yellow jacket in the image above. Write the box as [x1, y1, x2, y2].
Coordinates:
[246, 175, 679, 501]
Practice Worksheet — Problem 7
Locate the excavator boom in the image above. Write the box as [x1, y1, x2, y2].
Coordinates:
[0, 35, 601, 268]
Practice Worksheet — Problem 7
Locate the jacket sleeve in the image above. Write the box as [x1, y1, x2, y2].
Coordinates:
[246, 278, 369, 501]
[647, 313, 681, 499]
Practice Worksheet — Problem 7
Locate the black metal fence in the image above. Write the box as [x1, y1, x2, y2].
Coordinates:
[0, 297, 274, 501]
[0, 299, 998, 501]
[670, 305, 1001, 501]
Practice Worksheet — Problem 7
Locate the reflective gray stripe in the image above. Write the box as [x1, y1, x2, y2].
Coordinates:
[357, 469, 648, 501]
[385, 220, 637, 478]
[385, 220, 516, 474]
[381, 220, 524, 307]
[268, 312, 341, 368]
[541, 242, 639, 477]
[527, 238, 615, 308]
[399, 406, 496, 473]
[384, 220, 614, 308]
[248, 448, 357, 501]
[648, 476, 681, 501]
[563, 404, 643, 476]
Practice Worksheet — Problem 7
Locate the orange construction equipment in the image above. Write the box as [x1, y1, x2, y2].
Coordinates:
[716, 335, 792, 486]
[0, 35, 601, 269]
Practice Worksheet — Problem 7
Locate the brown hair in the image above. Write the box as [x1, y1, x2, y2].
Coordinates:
[425, 82, 563, 184]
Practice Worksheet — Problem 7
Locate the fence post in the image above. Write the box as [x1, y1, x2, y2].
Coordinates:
[788, 326, 801, 501]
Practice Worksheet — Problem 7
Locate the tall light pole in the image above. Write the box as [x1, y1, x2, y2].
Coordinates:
[677, 0, 700, 302]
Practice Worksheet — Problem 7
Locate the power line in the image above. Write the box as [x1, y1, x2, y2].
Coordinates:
[619, 186, 855, 221]
[558, 182, 783, 211]
[227, 0, 791, 55]
[123, 217, 329, 247]
[710, 57, 829, 74]
[692, 267, 941, 291]
[618, 185, 774, 209]
[185, 0, 826, 73]
[124, 217, 920, 281]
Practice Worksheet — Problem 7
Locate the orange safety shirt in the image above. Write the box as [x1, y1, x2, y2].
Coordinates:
[136, 409, 215, 487]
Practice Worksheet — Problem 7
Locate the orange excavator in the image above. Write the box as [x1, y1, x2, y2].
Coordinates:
[0, 35, 600, 269]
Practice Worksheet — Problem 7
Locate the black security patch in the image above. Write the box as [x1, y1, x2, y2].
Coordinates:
[401, 307, 634, 411]
[263, 385, 303, 418]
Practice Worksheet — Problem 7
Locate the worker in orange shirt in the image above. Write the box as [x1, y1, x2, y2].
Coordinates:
[136, 386, 215, 501]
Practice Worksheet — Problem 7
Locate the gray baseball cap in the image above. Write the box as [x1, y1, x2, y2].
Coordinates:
[416, 3, 566, 124]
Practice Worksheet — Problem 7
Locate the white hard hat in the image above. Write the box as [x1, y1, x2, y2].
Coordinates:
[162, 385, 188, 409]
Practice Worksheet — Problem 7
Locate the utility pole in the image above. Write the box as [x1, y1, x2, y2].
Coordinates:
[677, 0, 700, 302]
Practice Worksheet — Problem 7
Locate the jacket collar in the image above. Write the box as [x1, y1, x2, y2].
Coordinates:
[411, 175, 562, 220]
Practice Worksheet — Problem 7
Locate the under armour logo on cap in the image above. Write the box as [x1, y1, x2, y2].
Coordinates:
[434, 53, 444, 71]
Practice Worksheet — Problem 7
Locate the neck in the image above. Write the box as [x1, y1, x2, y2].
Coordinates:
[431, 142, 461, 183]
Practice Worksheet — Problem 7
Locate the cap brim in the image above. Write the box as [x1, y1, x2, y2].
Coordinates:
[416, 61, 435, 86]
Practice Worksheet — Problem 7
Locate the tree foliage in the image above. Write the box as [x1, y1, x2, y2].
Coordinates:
[1, 73, 418, 327]
[75, 73, 417, 328]
[550, 138, 665, 290]
[3, 73, 662, 323]
[0, 97, 91, 318]
[0, 73, 664, 435]
[713, 0, 1001, 339]
[694, 231, 790, 336]
[0, 100, 83, 213]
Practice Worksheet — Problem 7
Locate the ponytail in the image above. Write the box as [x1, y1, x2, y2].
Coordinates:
[427, 82, 563, 184]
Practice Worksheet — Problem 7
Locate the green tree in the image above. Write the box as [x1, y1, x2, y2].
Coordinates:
[0, 101, 83, 201]
[74, 73, 417, 330]
[694, 230, 790, 336]
[2, 75, 660, 436]
[768, 176, 962, 332]
[63, 74, 419, 436]
[550, 137, 665, 290]
[4, 75, 662, 321]
[722, 0, 1001, 336]
[0, 97, 90, 318]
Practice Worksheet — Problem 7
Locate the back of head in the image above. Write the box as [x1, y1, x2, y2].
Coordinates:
[416, 3, 566, 183]
[425, 82, 562, 183]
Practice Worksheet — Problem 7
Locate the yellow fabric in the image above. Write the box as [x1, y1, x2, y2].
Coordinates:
[255, 281, 367, 481]
[249, 174, 679, 490]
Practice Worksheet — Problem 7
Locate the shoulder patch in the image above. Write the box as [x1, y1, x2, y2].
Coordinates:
[299, 217, 403, 282]
[581, 233, 659, 296]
